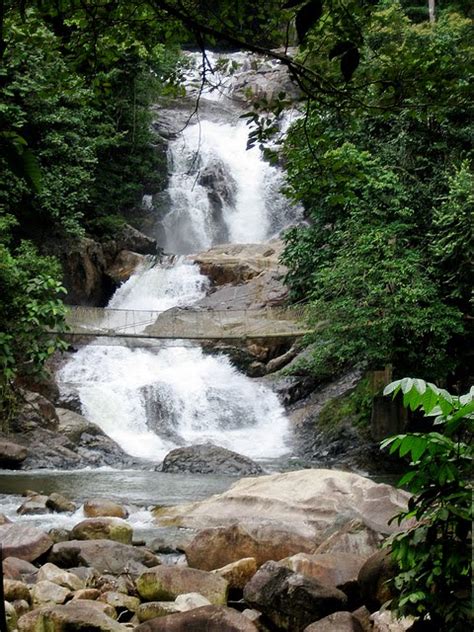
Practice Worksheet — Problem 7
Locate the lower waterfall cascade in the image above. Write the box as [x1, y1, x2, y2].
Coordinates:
[58, 51, 303, 464]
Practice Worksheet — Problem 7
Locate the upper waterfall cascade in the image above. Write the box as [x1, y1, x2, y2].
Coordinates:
[58, 51, 302, 463]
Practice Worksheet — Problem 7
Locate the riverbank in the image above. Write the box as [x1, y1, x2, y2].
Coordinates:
[1, 468, 414, 632]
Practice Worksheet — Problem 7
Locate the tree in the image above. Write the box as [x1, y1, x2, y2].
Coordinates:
[381, 378, 473, 630]
[0, 232, 68, 426]
[280, 2, 473, 384]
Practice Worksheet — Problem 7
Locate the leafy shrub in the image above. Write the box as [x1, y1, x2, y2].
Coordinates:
[382, 378, 473, 630]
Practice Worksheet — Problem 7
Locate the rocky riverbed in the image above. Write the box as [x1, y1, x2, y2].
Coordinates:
[1, 469, 415, 632]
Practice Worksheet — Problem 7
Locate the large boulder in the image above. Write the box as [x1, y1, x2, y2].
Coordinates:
[17, 494, 50, 516]
[184, 523, 308, 571]
[17, 601, 126, 632]
[112, 223, 157, 255]
[46, 492, 76, 513]
[154, 470, 409, 567]
[71, 517, 133, 544]
[192, 242, 285, 287]
[357, 549, 397, 610]
[100, 591, 141, 615]
[161, 444, 263, 476]
[47, 540, 159, 575]
[105, 249, 147, 284]
[135, 605, 259, 631]
[136, 566, 228, 605]
[174, 593, 212, 611]
[13, 405, 136, 470]
[370, 610, 416, 632]
[195, 269, 288, 310]
[37, 562, 84, 591]
[0, 439, 28, 468]
[3, 579, 31, 603]
[15, 369, 60, 404]
[83, 498, 129, 519]
[229, 52, 301, 105]
[31, 580, 70, 606]
[211, 557, 258, 590]
[280, 552, 367, 588]
[137, 602, 181, 621]
[3, 557, 38, 581]
[12, 390, 59, 433]
[243, 560, 348, 632]
[56, 408, 107, 443]
[314, 519, 382, 558]
[0, 524, 53, 562]
[304, 611, 364, 632]
[60, 237, 112, 306]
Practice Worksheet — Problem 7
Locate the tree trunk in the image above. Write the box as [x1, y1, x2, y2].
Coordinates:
[428, 0, 436, 24]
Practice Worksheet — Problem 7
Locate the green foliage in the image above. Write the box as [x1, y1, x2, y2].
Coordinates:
[0, 240, 68, 418]
[431, 161, 474, 308]
[0, 10, 104, 237]
[318, 376, 372, 434]
[381, 379, 473, 630]
[281, 2, 473, 383]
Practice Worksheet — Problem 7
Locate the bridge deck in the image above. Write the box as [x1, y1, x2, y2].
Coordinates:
[57, 305, 311, 342]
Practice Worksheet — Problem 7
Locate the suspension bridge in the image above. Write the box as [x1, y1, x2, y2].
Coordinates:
[56, 305, 311, 345]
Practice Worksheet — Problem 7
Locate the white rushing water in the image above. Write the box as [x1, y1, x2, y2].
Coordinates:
[161, 119, 296, 253]
[58, 51, 301, 464]
[59, 261, 291, 462]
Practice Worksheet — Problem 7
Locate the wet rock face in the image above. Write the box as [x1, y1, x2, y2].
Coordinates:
[47, 540, 159, 575]
[56, 225, 157, 307]
[11, 401, 141, 470]
[60, 237, 113, 306]
[197, 160, 235, 245]
[243, 560, 348, 632]
[134, 604, 259, 632]
[105, 249, 147, 285]
[192, 241, 287, 290]
[12, 391, 59, 433]
[160, 444, 263, 476]
[228, 52, 302, 105]
[0, 524, 53, 562]
[0, 440, 28, 468]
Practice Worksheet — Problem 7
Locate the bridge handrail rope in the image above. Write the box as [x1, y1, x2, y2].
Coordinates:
[53, 304, 311, 341]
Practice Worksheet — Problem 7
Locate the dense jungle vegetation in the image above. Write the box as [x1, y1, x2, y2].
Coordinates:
[1, 1, 471, 400]
[280, 0, 473, 388]
[0, 2, 472, 629]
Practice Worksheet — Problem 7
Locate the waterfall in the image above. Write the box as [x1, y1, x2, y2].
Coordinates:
[59, 262, 290, 461]
[161, 119, 294, 253]
[58, 51, 302, 464]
